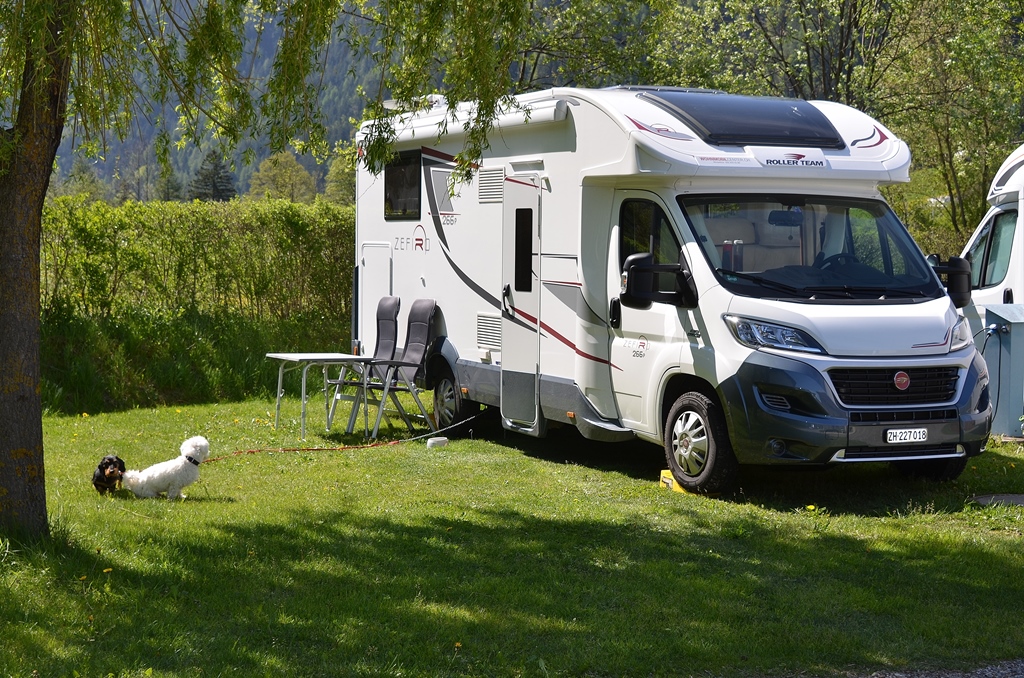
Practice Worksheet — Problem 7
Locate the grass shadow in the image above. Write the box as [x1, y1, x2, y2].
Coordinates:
[7, 500, 1023, 677]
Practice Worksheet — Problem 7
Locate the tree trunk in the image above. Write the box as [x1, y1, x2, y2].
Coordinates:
[0, 4, 72, 538]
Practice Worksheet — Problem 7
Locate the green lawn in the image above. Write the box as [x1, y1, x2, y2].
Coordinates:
[2, 399, 1022, 677]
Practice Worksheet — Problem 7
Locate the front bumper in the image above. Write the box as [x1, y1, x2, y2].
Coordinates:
[718, 349, 992, 466]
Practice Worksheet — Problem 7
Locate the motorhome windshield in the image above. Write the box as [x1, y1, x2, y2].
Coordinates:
[678, 194, 944, 302]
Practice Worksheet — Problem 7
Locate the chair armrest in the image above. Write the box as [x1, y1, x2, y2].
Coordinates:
[364, 360, 425, 390]
[368, 359, 421, 369]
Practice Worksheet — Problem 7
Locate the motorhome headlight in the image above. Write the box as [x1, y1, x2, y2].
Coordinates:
[725, 315, 825, 354]
[949, 315, 973, 352]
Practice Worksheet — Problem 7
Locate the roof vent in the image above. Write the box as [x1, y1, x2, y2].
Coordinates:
[636, 90, 846, 150]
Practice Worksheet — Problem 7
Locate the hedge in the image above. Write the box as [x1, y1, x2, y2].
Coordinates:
[40, 198, 355, 414]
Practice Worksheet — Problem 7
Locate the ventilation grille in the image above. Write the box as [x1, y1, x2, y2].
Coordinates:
[478, 167, 505, 203]
[849, 409, 958, 424]
[760, 393, 791, 411]
[477, 314, 502, 349]
[828, 367, 960, 406]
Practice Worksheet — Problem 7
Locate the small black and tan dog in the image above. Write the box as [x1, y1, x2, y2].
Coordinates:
[93, 455, 126, 494]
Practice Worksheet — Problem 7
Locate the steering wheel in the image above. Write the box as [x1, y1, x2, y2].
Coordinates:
[816, 252, 859, 269]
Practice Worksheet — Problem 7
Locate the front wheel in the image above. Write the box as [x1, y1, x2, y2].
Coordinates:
[432, 362, 478, 434]
[664, 392, 739, 494]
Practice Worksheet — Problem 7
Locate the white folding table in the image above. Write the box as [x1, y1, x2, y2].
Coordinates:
[266, 352, 373, 439]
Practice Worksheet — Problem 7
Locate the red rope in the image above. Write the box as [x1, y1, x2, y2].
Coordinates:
[204, 439, 401, 464]
[202, 411, 478, 463]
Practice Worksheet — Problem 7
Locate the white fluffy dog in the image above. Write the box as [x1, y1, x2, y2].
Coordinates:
[123, 436, 210, 499]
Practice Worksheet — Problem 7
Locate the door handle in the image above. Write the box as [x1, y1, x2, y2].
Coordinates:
[502, 284, 513, 316]
[609, 297, 621, 329]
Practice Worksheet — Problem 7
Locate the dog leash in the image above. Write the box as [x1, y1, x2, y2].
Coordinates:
[203, 439, 400, 464]
[203, 413, 483, 464]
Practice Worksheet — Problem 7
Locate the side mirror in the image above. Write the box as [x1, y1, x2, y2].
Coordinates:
[620, 252, 699, 309]
[931, 255, 972, 309]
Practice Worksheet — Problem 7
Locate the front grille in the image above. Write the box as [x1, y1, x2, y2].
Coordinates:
[850, 409, 958, 424]
[829, 367, 959, 406]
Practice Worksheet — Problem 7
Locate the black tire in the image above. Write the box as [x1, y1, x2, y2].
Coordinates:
[432, 361, 478, 433]
[892, 456, 968, 481]
[664, 392, 739, 494]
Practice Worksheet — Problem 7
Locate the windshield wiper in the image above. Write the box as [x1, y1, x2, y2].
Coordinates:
[804, 285, 926, 299]
[716, 269, 848, 299]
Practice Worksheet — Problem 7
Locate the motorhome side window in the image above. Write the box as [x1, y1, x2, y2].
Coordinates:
[965, 210, 1016, 288]
[384, 151, 421, 219]
[619, 199, 680, 292]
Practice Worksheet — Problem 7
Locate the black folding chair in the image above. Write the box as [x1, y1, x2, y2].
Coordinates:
[326, 295, 400, 433]
[366, 298, 439, 438]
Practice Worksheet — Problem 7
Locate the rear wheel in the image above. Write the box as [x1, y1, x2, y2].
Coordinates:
[664, 392, 739, 494]
[892, 456, 968, 481]
[432, 362, 478, 433]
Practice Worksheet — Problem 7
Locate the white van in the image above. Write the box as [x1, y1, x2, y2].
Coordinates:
[960, 143, 1024, 333]
[354, 86, 991, 493]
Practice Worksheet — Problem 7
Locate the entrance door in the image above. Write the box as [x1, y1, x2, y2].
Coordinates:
[358, 241, 393, 353]
[500, 175, 543, 432]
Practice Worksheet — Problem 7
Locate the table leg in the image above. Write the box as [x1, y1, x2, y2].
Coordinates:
[362, 368, 371, 436]
[301, 362, 315, 439]
[274, 362, 286, 429]
[323, 365, 332, 431]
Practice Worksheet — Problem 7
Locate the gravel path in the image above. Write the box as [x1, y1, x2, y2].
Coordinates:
[850, 660, 1024, 678]
[739, 660, 1024, 678]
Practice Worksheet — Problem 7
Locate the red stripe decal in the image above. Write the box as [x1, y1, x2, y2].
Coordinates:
[510, 306, 621, 371]
[505, 177, 538, 188]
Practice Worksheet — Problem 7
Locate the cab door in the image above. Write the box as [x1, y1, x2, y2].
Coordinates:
[607, 191, 686, 433]
[500, 174, 544, 434]
[962, 206, 1021, 332]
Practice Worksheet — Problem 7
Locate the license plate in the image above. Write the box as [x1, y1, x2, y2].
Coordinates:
[886, 428, 928, 444]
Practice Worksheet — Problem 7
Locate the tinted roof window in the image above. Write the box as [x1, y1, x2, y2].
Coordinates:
[637, 90, 845, 149]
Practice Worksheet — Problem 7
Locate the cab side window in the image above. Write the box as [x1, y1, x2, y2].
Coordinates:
[966, 210, 1016, 288]
[620, 199, 680, 292]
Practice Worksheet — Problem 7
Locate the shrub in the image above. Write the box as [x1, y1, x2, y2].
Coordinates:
[40, 198, 355, 413]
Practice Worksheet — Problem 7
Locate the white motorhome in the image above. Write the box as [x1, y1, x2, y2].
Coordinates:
[354, 86, 991, 493]
[961, 142, 1024, 333]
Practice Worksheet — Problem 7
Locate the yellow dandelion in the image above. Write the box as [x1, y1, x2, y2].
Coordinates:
[103, 568, 113, 573]
[806, 504, 816, 511]
[79, 576, 87, 581]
